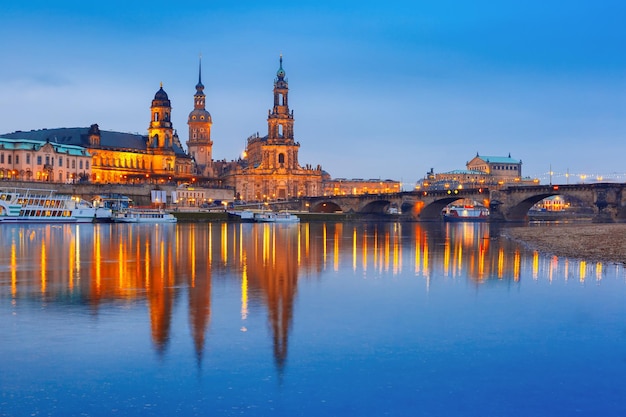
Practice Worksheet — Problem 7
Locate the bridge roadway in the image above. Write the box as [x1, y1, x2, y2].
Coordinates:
[287, 183, 626, 222]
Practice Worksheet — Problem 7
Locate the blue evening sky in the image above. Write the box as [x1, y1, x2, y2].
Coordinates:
[0, 0, 624, 187]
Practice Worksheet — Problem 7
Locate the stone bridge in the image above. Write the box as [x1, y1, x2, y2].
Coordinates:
[285, 183, 626, 222]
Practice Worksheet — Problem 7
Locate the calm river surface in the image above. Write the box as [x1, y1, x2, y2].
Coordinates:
[1, 222, 625, 416]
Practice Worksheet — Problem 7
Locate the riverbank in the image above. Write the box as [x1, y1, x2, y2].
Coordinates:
[503, 223, 626, 264]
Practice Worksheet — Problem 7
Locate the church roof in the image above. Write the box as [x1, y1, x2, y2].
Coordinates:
[1, 127, 188, 156]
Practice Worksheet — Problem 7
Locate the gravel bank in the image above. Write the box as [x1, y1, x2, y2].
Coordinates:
[503, 223, 626, 264]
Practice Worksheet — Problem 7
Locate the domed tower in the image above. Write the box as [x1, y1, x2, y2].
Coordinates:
[186, 58, 214, 177]
[148, 83, 174, 149]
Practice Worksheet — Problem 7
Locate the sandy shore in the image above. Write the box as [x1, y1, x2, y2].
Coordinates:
[503, 223, 626, 264]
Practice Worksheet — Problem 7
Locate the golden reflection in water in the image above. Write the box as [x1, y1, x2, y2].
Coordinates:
[353, 227, 357, 272]
[322, 223, 327, 268]
[1, 222, 621, 371]
[513, 250, 521, 281]
[497, 248, 504, 279]
[580, 261, 587, 282]
[362, 226, 367, 273]
[443, 237, 450, 277]
[11, 238, 16, 297]
[532, 251, 539, 280]
[333, 224, 341, 272]
[40, 240, 46, 294]
[221, 223, 228, 265]
[241, 261, 248, 321]
[414, 225, 421, 276]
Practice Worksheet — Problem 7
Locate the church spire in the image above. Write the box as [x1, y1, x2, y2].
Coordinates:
[196, 55, 204, 92]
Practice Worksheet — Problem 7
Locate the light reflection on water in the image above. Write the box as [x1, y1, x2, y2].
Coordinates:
[0, 222, 625, 416]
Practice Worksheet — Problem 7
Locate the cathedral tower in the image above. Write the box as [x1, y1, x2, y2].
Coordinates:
[267, 55, 295, 145]
[186, 58, 214, 177]
[148, 84, 174, 149]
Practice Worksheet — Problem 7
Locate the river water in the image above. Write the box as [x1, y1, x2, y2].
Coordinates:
[1, 222, 625, 416]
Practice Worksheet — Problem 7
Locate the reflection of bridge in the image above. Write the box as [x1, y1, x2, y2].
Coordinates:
[286, 183, 626, 222]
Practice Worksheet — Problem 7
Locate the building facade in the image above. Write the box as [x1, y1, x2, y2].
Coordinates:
[0, 137, 91, 182]
[323, 178, 401, 196]
[221, 56, 324, 201]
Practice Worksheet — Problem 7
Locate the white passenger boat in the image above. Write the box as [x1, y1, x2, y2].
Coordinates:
[0, 188, 113, 223]
[253, 211, 300, 223]
[113, 208, 177, 223]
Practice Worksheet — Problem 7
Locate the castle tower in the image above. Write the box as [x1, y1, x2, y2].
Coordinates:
[186, 58, 214, 177]
[148, 83, 174, 149]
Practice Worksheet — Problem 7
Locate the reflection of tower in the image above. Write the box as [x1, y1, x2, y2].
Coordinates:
[186, 58, 214, 178]
[148, 278, 175, 356]
[244, 224, 299, 373]
[188, 260, 212, 366]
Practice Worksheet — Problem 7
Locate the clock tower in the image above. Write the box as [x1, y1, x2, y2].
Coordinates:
[186, 58, 214, 178]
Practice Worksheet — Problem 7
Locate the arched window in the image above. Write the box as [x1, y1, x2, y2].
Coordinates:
[278, 153, 285, 164]
[154, 113, 159, 122]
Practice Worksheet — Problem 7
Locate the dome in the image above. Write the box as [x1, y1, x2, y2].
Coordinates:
[154, 86, 169, 101]
[189, 108, 212, 123]
[152, 84, 171, 108]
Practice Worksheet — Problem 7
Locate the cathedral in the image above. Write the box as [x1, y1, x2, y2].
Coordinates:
[219, 56, 324, 200]
[0, 56, 335, 200]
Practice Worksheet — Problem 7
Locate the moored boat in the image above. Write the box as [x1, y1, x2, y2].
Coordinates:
[113, 208, 177, 223]
[253, 211, 300, 223]
[0, 188, 112, 223]
[443, 205, 489, 222]
[227, 210, 255, 222]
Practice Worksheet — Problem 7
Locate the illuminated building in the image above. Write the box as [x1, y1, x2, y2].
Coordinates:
[186, 58, 214, 178]
[322, 178, 401, 196]
[0, 137, 91, 182]
[1, 84, 195, 184]
[220, 56, 324, 201]
[418, 153, 537, 190]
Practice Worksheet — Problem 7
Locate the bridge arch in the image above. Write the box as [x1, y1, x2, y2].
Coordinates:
[360, 199, 393, 214]
[310, 201, 342, 213]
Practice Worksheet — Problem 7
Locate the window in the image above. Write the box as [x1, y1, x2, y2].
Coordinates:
[154, 112, 159, 122]
[59, 157, 63, 166]
[7, 155, 11, 164]
[0, 154, 4, 164]
[37, 156, 42, 165]
[15, 155, 19, 164]
[72, 160, 75, 169]
[278, 153, 285, 164]
[79, 161, 83, 169]
[45, 156, 50, 165]
[86, 161, 89, 169]
[26, 154, 30, 164]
